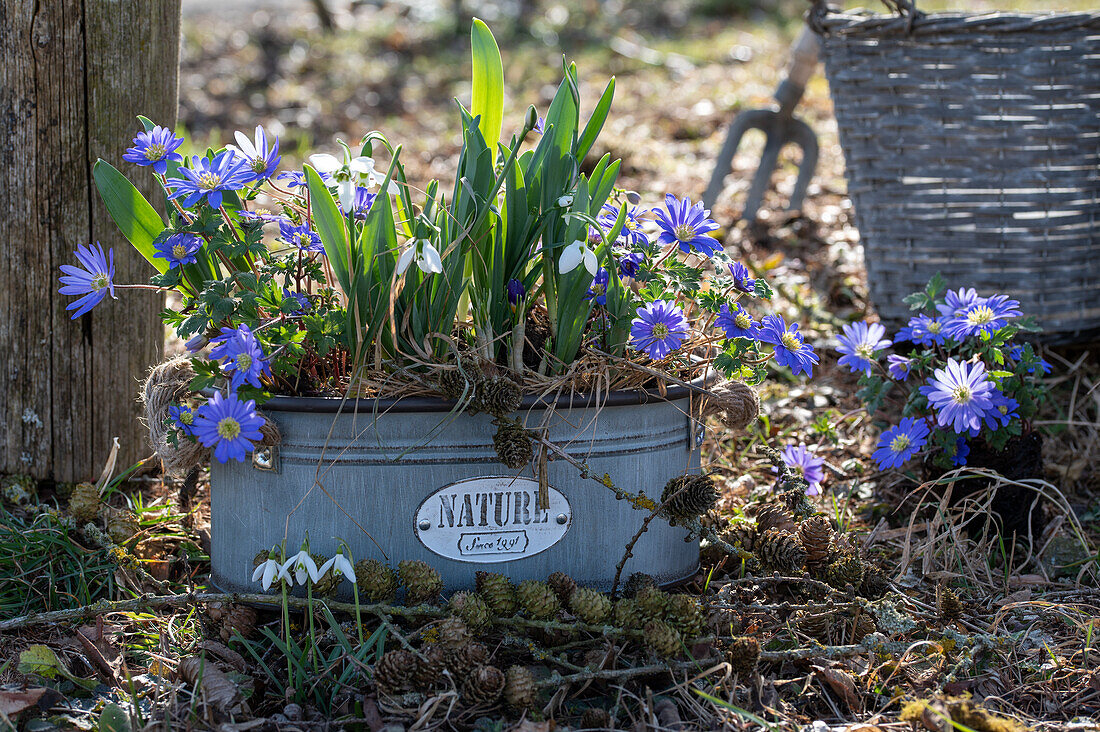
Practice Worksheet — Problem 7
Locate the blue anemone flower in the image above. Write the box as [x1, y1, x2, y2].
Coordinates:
[347, 186, 376, 220]
[209, 324, 272, 390]
[618, 251, 645, 279]
[918, 358, 996, 433]
[278, 220, 323, 252]
[228, 125, 281, 182]
[599, 203, 649, 248]
[887, 354, 913, 381]
[192, 391, 265, 463]
[728, 262, 756, 294]
[896, 314, 949, 347]
[757, 314, 819, 378]
[168, 405, 196, 436]
[629, 300, 690, 361]
[715, 303, 760, 340]
[1008, 344, 1052, 374]
[653, 194, 721, 257]
[154, 232, 203, 269]
[836, 321, 891, 376]
[122, 125, 185, 175]
[775, 444, 825, 496]
[283, 289, 311, 315]
[58, 242, 116, 319]
[937, 287, 982, 318]
[873, 417, 929, 470]
[951, 437, 970, 466]
[584, 268, 610, 306]
[977, 390, 1020, 432]
[165, 151, 253, 209]
[943, 294, 1021, 341]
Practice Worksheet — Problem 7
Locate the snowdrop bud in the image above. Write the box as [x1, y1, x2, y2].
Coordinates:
[524, 105, 539, 132]
[557, 195, 574, 208]
[625, 190, 642, 205]
[186, 335, 208, 352]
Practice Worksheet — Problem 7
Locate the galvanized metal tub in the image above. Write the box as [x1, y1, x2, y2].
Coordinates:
[209, 386, 701, 594]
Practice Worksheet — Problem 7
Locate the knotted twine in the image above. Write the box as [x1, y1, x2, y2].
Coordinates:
[699, 379, 760, 430]
[141, 356, 281, 475]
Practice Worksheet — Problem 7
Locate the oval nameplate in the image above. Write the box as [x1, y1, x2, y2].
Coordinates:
[414, 477, 571, 563]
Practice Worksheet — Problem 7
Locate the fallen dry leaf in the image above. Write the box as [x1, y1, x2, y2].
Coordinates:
[812, 664, 861, 712]
[177, 655, 246, 716]
[0, 687, 47, 719]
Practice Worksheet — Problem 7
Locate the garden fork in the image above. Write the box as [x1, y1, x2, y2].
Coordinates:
[703, 25, 821, 222]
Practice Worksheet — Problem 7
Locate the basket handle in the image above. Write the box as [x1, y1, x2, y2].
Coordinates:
[809, 0, 923, 32]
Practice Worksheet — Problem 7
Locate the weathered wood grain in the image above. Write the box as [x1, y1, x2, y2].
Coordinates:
[0, 1, 181, 481]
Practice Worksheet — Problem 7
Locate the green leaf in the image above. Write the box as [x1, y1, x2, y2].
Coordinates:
[99, 704, 132, 732]
[92, 159, 168, 273]
[470, 18, 504, 156]
[577, 77, 615, 162]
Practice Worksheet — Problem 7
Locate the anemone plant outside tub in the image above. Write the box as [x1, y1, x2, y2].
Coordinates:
[65, 21, 819, 595]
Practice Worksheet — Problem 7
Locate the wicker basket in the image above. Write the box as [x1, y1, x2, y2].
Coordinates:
[810, 2, 1100, 342]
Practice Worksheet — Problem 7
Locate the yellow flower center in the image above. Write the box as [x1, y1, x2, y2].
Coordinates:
[171, 244, 188, 259]
[967, 305, 995, 326]
[734, 313, 751, 329]
[180, 411, 194, 425]
[651, 323, 670, 339]
[198, 172, 222, 190]
[890, 434, 911, 453]
[928, 321, 942, 334]
[673, 223, 697, 242]
[951, 385, 972, 405]
[855, 343, 875, 360]
[780, 332, 802, 351]
[216, 417, 241, 440]
[91, 273, 109, 291]
[249, 157, 267, 174]
[591, 284, 604, 296]
[144, 143, 167, 160]
[625, 219, 637, 231]
[235, 353, 253, 372]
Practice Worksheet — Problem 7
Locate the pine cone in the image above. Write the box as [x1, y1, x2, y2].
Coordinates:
[823, 553, 865, 592]
[219, 604, 258, 642]
[581, 708, 613, 730]
[859, 567, 890, 599]
[473, 375, 522, 418]
[516, 580, 560, 620]
[68, 482, 101, 523]
[643, 619, 681, 658]
[613, 599, 644, 630]
[252, 550, 270, 569]
[570, 587, 612, 624]
[635, 586, 670, 622]
[791, 610, 832, 640]
[476, 571, 518, 615]
[448, 641, 489, 678]
[106, 509, 140, 546]
[205, 602, 230, 623]
[797, 516, 834, 571]
[755, 529, 806, 574]
[547, 571, 577, 606]
[311, 554, 342, 597]
[702, 380, 760, 430]
[464, 664, 505, 705]
[503, 665, 537, 710]
[437, 616, 471, 651]
[723, 636, 760, 678]
[622, 572, 656, 599]
[399, 560, 443, 605]
[373, 649, 418, 695]
[938, 587, 963, 621]
[449, 591, 492, 631]
[355, 559, 400, 603]
[850, 611, 877, 640]
[661, 473, 717, 523]
[665, 594, 705, 641]
[719, 522, 757, 553]
[413, 645, 446, 691]
[492, 418, 533, 469]
[754, 503, 795, 534]
[437, 367, 480, 401]
[780, 485, 815, 520]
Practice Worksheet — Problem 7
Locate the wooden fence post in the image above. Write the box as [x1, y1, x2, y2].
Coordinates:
[0, 1, 181, 482]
